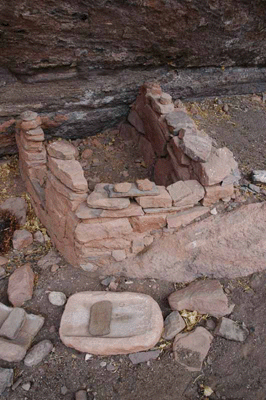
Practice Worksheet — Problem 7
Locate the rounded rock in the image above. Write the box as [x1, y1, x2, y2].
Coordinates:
[48, 291, 66, 306]
[21, 111, 38, 121]
[24, 340, 53, 367]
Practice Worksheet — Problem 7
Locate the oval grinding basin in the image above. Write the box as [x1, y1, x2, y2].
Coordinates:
[59, 291, 164, 355]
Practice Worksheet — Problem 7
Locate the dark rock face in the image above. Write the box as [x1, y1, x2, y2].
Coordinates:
[1, 0, 266, 154]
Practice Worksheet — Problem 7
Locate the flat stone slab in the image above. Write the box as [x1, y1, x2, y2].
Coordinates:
[87, 184, 130, 210]
[173, 327, 213, 371]
[215, 317, 249, 342]
[47, 140, 78, 160]
[0, 303, 44, 362]
[76, 201, 143, 219]
[168, 279, 234, 318]
[106, 183, 159, 198]
[0, 308, 26, 340]
[167, 180, 205, 208]
[162, 311, 185, 340]
[0, 368, 13, 395]
[89, 301, 112, 336]
[167, 206, 209, 229]
[136, 186, 172, 208]
[59, 291, 163, 355]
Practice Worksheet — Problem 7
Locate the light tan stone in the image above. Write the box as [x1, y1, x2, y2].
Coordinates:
[167, 180, 205, 207]
[76, 201, 144, 219]
[192, 147, 238, 186]
[114, 182, 132, 193]
[21, 111, 38, 121]
[167, 206, 209, 229]
[75, 218, 133, 243]
[112, 249, 126, 261]
[48, 156, 88, 193]
[24, 127, 44, 141]
[136, 179, 153, 191]
[47, 140, 78, 160]
[59, 291, 163, 355]
[107, 182, 159, 198]
[87, 184, 130, 210]
[136, 186, 172, 208]
[21, 116, 42, 131]
[202, 184, 234, 206]
[130, 214, 167, 233]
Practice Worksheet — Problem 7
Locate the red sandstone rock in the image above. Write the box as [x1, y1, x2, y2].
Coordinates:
[48, 156, 88, 193]
[168, 279, 234, 318]
[136, 186, 172, 208]
[7, 264, 35, 307]
[87, 184, 130, 210]
[20, 116, 42, 131]
[0, 256, 8, 266]
[180, 129, 212, 163]
[165, 110, 196, 134]
[167, 180, 205, 207]
[154, 158, 174, 186]
[202, 184, 235, 206]
[138, 136, 156, 167]
[0, 197, 27, 225]
[12, 230, 33, 250]
[75, 218, 133, 244]
[130, 214, 167, 233]
[76, 201, 143, 219]
[24, 127, 44, 141]
[192, 147, 238, 186]
[82, 238, 131, 250]
[148, 94, 175, 115]
[169, 137, 191, 166]
[159, 93, 172, 105]
[173, 327, 213, 371]
[136, 179, 153, 192]
[59, 291, 163, 355]
[81, 148, 93, 159]
[167, 206, 209, 229]
[128, 110, 145, 134]
[47, 140, 78, 160]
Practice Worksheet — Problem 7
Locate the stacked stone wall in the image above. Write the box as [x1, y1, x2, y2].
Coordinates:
[16, 84, 240, 273]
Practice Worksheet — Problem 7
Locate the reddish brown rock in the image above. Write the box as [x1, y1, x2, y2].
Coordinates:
[180, 129, 212, 163]
[21, 111, 38, 121]
[24, 127, 44, 141]
[192, 147, 238, 186]
[128, 110, 145, 134]
[0, 257, 8, 266]
[47, 140, 78, 160]
[75, 218, 133, 244]
[138, 136, 156, 168]
[154, 158, 175, 186]
[12, 230, 33, 250]
[169, 137, 191, 166]
[202, 184, 235, 206]
[168, 279, 234, 318]
[167, 180, 205, 207]
[0, 197, 27, 225]
[81, 148, 93, 159]
[167, 206, 209, 229]
[130, 214, 167, 233]
[173, 327, 213, 371]
[136, 186, 172, 208]
[7, 264, 35, 307]
[48, 157, 88, 193]
[19, 133, 44, 152]
[165, 111, 196, 135]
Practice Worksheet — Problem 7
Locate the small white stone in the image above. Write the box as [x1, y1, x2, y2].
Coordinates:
[210, 207, 217, 215]
[48, 291, 66, 306]
[22, 382, 31, 391]
[100, 361, 107, 367]
[80, 263, 97, 272]
[85, 353, 93, 361]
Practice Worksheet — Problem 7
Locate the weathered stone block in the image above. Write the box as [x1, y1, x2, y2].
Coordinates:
[7, 264, 35, 307]
[75, 218, 133, 244]
[47, 140, 78, 160]
[167, 180, 205, 207]
[87, 184, 130, 210]
[130, 214, 167, 233]
[136, 186, 172, 208]
[48, 156, 88, 193]
[202, 184, 234, 206]
[167, 206, 209, 229]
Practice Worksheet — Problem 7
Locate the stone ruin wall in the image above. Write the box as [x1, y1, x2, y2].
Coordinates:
[15, 83, 239, 274]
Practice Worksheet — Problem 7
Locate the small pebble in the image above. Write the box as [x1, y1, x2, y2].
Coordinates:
[85, 354, 93, 361]
[210, 208, 217, 215]
[222, 104, 229, 113]
[0, 267, 6, 279]
[75, 390, 87, 400]
[101, 276, 115, 287]
[48, 291, 66, 306]
[108, 281, 118, 291]
[22, 382, 31, 391]
[61, 386, 68, 395]
[12, 377, 23, 391]
[106, 364, 116, 372]
[51, 264, 59, 273]
[100, 361, 107, 367]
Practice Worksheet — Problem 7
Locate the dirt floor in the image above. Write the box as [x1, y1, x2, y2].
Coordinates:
[1, 93, 266, 400]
